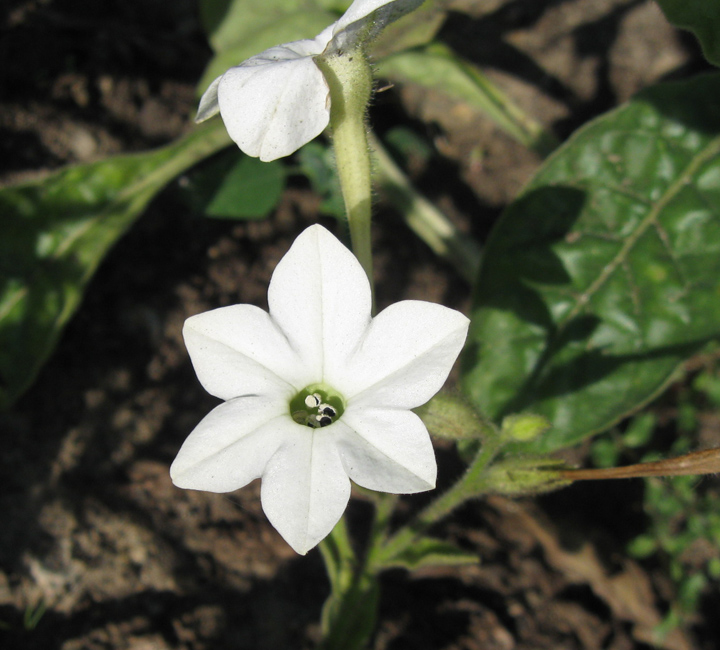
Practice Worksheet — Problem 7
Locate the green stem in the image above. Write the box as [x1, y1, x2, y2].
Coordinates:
[316, 51, 374, 293]
[370, 133, 481, 283]
[370, 433, 505, 569]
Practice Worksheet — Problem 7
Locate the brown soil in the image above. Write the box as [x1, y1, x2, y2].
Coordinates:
[1, 1, 718, 649]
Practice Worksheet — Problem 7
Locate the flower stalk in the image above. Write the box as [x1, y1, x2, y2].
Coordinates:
[369, 430, 505, 569]
[316, 51, 375, 289]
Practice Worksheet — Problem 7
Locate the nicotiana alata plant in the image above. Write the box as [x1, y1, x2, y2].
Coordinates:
[3, 0, 720, 646]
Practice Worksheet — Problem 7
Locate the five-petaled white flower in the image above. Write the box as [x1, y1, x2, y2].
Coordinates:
[170, 225, 469, 554]
[196, 0, 424, 161]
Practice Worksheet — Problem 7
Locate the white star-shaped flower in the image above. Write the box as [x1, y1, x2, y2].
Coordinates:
[170, 225, 469, 554]
[196, 0, 424, 161]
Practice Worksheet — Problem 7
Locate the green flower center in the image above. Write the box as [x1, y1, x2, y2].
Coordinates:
[290, 385, 346, 428]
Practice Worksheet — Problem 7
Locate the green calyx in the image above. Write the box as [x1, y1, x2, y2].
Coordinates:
[484, 457, 573, 496]
[290, 385, 346, 428]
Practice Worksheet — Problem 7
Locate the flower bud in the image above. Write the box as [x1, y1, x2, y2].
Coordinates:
[485, 457, 572, 496]
[500, 413, 551, 443]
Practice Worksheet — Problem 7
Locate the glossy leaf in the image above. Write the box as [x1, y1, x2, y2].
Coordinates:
[655, 0, 720, 67]
[461, 74, 720, 453]
[0, 121, 231, 409]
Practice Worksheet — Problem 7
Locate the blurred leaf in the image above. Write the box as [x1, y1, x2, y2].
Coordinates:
[462, 73, 720, 453]
[370, 0, 447, 58]
[197, 9, 335, 94]
[655, 0, 720, 67]
[206, 156, 284, 218]
[623, 412, 656, 448]
[201, 0, 325, 53]
[197, 0, 445, 95]
[379, 537, 477, 570]
[180, 150, 285, 219]
[376, 43, 558, 155]
[297, 141, 346, 218]
[371, 133, 481, 283]
[0, 121, 231, 409]
[383, 125, 433, 167]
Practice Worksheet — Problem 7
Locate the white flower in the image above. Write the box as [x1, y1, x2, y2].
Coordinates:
[196, 0, 424, 161]
[170, 225, 469, 554]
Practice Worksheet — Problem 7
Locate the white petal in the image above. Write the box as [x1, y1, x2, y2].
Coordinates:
[217, 44, 330, 161]
[340, 300, 470, 408]
[261, 428, 351, 554]
[183, 304, 311, 401]
[195, 74, 222, 123]
[330, 0, 424, 51]
[170, 395, 293, 493]
[335, 406, 436, 492]
[268, 225, 372, 387]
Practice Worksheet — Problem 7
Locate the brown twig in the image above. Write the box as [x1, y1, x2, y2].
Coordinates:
[560, 448, 720, 481]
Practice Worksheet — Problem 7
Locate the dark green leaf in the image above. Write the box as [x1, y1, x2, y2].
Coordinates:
[0, 121, 231, 409]
[655, 0, 720, 67]
[197, 0, 335, 92]
[297, 141, 346, 218]
[462, 74, 720, 452]
[205, 154, 285, 219]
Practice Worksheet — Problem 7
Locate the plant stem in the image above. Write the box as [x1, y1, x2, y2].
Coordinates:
[316, 51, 374, 293]
[371, 433, 504, 568]
[370, 133, 481, 284]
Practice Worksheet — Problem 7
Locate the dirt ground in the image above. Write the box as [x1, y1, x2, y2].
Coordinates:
[1, 0, 718, 648]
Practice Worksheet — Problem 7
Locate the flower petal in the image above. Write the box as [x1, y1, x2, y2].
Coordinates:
[183, 304, 311, 401]
[170, 395, 292, 493]
[195, 74, 222, 123]
[340, 300, 470, 408]
[335, 406, 436, 492]
[217, 43, 330, 161]
[268, 225, 372, 387]
[261, 427, 351, 554]
[330, 0, 424, 51]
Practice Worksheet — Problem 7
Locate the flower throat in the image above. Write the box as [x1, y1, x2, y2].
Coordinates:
[290, 386, 346, 428]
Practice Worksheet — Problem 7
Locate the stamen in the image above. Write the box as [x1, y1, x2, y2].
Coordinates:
[291, 387, 344, 429]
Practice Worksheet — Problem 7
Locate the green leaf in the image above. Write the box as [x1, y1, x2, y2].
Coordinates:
[0, 121, 231, 409]
[296, 141, 346, 218]
[461, 73, 720, 453]
[655, 0, 720, 67]
[197, 0, 335, 93]
[182, 151, 285, 219]
[375, 43, 558, 155]
[370, 0, 446, 59]
[379, 537, 478, 571]
[197, 0, 444, 96]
